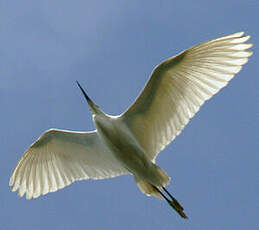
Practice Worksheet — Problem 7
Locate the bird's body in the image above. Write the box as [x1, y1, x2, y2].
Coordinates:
[10, 32, 253, 218]
[94, 113, 169, 188]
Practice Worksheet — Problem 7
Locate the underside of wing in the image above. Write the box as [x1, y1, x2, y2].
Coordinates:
[121, 32, 253, 160]
[9, 129, 128, 199]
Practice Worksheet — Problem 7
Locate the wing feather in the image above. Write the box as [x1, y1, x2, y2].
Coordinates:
[9, 129, 128, 199]
[121, 32, 253, 160]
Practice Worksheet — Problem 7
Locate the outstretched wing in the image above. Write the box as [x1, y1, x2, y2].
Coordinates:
[121, 32, 253, 160]
[9, 129, 128, 199]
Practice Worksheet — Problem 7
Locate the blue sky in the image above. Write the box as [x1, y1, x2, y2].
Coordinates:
[1, 0, 258, 229]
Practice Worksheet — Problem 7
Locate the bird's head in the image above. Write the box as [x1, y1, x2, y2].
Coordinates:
[76, 81, 103, 116]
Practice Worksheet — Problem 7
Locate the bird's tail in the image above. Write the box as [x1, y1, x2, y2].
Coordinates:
[135, 176, 187, 218]
[134, 176, 163, 199]
[134, 176, 187, 219]
[134, 165, 170, 199]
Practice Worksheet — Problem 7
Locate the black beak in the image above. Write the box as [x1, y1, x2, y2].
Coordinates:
[76, 81, 94, 105]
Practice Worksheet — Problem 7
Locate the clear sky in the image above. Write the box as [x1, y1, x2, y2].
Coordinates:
[1, 0, 258, 229]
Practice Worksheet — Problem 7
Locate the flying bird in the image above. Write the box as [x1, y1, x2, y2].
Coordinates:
[9, 32, 253, 218]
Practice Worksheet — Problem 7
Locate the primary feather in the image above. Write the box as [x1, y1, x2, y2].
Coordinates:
[9, 129, 128, 199]
[121, 32, 252, 160]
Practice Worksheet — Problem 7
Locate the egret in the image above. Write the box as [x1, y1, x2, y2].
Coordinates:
[10, 32, 253, 218]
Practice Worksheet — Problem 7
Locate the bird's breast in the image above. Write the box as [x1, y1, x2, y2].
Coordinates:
[94, 116, 151, 173]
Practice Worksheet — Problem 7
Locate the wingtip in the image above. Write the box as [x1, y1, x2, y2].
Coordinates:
[248, 50, 254, 56]
[9, 176, 14, 187]
[235, 31, 245, 37]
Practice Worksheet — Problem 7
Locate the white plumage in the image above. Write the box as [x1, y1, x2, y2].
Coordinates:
[10, 32, 253, 218]
[10, 130, 128, 199]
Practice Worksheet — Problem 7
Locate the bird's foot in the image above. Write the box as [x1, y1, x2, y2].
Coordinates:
[169, 199, 188, 219]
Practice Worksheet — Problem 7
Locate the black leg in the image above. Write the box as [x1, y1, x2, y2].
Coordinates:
[162, 187, 184, 211]
[153, 186, 171, 203]
[152, 185, 188, 219]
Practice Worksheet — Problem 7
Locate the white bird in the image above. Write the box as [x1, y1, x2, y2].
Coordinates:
[10, 32, 253, 218]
